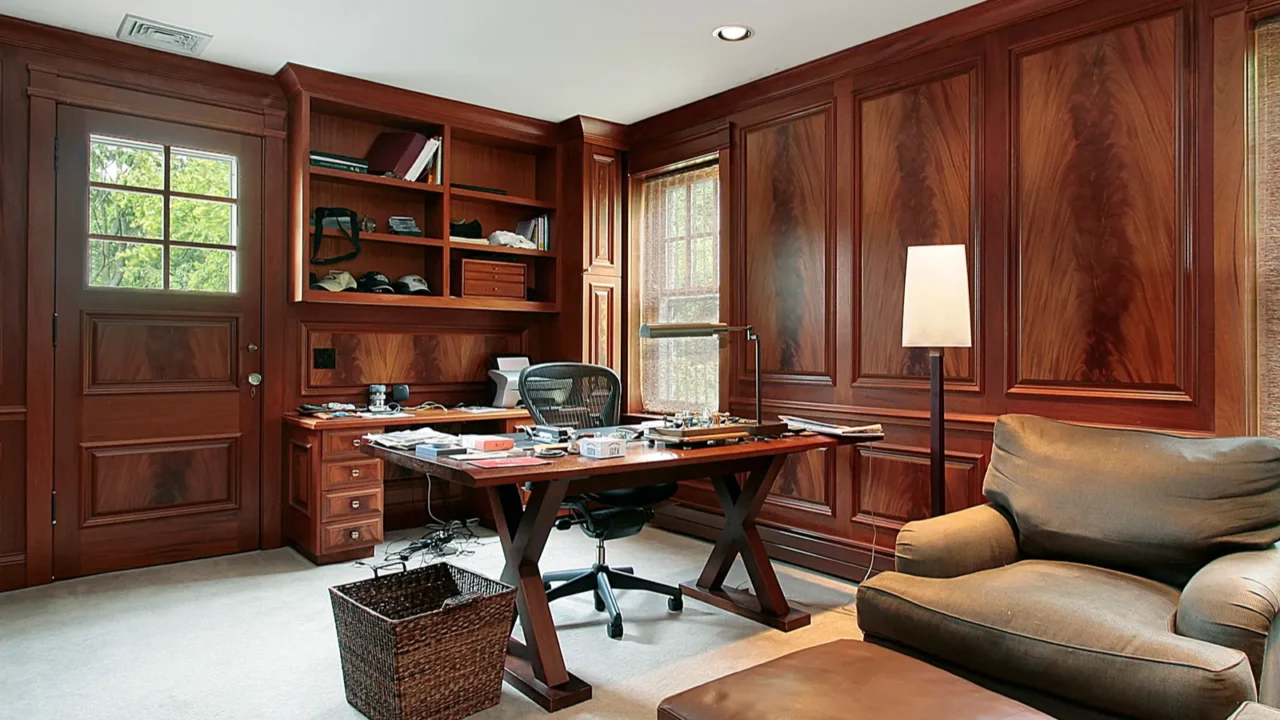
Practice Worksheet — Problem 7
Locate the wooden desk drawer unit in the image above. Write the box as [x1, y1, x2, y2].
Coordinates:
[324, 429, 369, 459]
[321, 517, 384, 555]
[321, 486, 384, 522]
[461, 259, 526, 299]
[325, 459, 382, 490]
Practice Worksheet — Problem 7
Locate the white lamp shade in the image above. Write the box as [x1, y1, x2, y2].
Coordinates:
[902, 244, 973, 348]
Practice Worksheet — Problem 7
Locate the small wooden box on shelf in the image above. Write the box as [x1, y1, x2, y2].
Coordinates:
[279, 64, 561, 313]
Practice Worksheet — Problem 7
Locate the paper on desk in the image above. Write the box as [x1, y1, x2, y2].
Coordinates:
[470, 456, 549, 468]
[365, 427, 457, 450]
[452, 451, 512, 460]
[496, 356, 531, 371]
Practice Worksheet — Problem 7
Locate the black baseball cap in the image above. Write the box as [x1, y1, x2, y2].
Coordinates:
[393, 274, 431, 295]
[356, 271, 394, 293]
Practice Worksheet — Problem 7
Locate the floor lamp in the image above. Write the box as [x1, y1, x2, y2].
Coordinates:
[901, 245, 972, 517]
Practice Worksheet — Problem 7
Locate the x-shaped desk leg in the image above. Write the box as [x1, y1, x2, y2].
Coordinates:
[488, 481, 592, 712]
[680, 454, 811, 631]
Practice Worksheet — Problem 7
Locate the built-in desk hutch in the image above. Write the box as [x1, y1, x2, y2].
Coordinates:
[274, 65, 627, 564]
[278, 64, 562, 313]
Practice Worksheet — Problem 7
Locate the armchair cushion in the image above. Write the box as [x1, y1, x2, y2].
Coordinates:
[857, 560, 1255, 720]
[983, 415, 1280, 585]
[895, 504, 1018, 578]
[1177, 547, 1280, 689]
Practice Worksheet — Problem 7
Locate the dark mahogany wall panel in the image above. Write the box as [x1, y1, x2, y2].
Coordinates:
[636, 0, 1252, 582]
[742, 108, 833, 382]
[1015, 14, 1184, 393]
[303, 323, 527, 397]
[859, 71, 975, 383]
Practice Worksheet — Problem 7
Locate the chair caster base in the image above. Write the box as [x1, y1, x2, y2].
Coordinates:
[607, 617, 624, 640]
[594, 593, 605, 612]
[668, 595, 683, 612]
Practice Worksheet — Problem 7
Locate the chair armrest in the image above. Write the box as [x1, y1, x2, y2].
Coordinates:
[1230, 701, 1280, 720]
[894, 504, 1018, 578]
[1177, 547, 1280, 698]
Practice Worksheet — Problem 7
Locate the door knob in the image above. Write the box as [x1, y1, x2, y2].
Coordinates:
[247, 373, 263, 397]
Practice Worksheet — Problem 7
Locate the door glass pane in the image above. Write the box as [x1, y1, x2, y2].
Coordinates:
[171, 197, 235, 246]
[169, 246, 235, 293]
[88, 239, 163, 289]
[89, 187, 163, 239]
[171, 148, 236, 198]
[89, 136, 163, 189]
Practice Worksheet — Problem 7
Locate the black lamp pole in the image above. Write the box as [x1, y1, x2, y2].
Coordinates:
[929, 348, 945, 517]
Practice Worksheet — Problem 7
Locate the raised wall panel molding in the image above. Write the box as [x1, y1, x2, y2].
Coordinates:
[854, 66, 981, 390]
[853, 443, 983, 525]
[738, 103, 838, 387]
[1009, 10, 1194, 403]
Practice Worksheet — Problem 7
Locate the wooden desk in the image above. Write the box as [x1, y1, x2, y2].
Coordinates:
[366, 432, 877, 712]
[281, 408, 530, 564]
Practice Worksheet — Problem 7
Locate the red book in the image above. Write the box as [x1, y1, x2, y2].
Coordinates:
[365, 131, 427, 178]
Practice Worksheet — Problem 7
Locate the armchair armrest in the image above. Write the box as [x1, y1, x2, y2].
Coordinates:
[1177, 547, 1280, 701]
[894, 504, 1018, 578]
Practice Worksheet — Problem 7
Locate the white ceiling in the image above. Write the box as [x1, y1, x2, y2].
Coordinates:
[0, 0, 983, 124]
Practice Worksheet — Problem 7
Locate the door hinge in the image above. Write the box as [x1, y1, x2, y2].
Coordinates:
[53, 136, 59, 172]
[52, 312, 58, 346]
[51, 490, 57, 525]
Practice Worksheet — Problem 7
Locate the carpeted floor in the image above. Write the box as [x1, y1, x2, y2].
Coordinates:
[0, 526, 864, 719]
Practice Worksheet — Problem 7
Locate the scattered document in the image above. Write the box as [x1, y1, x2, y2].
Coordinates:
[779, 416, 884, 438]
[365, 427, 457, 450]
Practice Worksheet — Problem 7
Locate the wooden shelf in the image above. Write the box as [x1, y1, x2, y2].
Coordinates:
[311, 165, 444, 194]
[448, 241, 556, 259]
[451, 186, 555, 210]
[301, 288, 556, 313]
[324, 230, 445, 248]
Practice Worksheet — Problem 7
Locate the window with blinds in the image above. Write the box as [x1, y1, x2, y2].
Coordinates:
[637, 162, 721, 414]
[1260, 19, 1280, 437]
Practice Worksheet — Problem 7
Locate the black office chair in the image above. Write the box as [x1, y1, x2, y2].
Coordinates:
[518, 362, 683, 639]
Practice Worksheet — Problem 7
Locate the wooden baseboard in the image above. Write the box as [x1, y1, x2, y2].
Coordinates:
[0, 552, 27, 592]
[652, 503, 894, 582]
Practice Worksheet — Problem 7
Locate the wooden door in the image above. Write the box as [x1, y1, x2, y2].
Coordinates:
[52, 107, 263, 578]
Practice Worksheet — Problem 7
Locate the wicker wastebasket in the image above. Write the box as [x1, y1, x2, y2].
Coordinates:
[330, 563, 517, 720]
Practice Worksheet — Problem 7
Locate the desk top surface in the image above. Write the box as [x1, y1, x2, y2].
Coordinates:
[284, 407, 530, 431]
[365, 432, 878, 488]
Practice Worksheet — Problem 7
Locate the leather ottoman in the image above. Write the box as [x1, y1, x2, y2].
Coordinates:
[657, 640, 1050, 720]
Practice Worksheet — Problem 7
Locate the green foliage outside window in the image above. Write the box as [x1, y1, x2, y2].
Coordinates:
[88, 138, 237, 293]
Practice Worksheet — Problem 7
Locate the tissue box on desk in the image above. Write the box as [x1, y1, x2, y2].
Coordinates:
[577, 437, 625, 459]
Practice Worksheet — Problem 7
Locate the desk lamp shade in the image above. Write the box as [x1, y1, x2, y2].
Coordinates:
[902, 244, 972, 348]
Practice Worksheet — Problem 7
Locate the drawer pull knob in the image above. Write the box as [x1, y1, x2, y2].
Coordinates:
[351, 438, 361, 447]
[350, 468, 361, 478]
[350, 530, 361, 540]
[351, 499, 361, 509]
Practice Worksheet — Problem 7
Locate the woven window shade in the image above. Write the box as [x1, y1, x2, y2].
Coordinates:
[638, 163, 721, 414]
[1258, 20, 1280, 437]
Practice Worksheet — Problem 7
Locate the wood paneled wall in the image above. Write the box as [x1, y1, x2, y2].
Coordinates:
[633, 0, 1261, 579]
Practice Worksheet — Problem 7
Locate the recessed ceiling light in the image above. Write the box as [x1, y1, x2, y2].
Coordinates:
[713, 25, 754, 42]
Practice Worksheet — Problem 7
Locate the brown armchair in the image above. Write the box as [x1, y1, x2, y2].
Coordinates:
[857, 415, 1280, 720]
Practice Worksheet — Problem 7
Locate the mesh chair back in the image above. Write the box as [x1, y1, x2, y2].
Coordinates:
[519, 363, 621, 430]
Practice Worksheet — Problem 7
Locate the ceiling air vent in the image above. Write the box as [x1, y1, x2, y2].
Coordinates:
[115, 15, 212, 56]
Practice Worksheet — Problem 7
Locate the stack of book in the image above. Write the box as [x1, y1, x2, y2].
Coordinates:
[516, 215, 551, 251]
[388, 216, 422, 237]
[367, 131, 442, 184]
[310, 151, 368, 174]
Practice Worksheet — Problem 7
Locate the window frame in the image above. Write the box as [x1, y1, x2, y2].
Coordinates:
[86, 134, 241, 294]
[626, 151, 729, 415]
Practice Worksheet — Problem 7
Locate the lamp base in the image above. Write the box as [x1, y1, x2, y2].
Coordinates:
[746, 420, 791, 437]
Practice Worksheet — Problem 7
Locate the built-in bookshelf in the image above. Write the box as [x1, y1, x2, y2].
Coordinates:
[279, 65, 561, 313]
